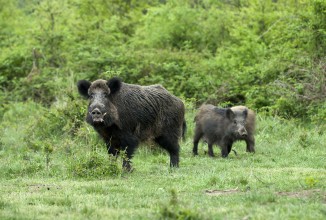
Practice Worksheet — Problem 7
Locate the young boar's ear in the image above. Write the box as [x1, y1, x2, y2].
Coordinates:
[226, 108, 235, 120]
[107, 77, 122, 94]
[77, 80, 91, 98]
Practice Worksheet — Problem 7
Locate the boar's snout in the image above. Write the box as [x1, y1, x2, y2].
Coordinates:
[91, 108, 102, 116]
[89, 108, 107, 123]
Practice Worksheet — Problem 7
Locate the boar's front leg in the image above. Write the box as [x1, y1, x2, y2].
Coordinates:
[245, 136, 255, 153]
[105, 139, 120, 156]
[221, 145, 228, 158]
[120, 135, 139, 172]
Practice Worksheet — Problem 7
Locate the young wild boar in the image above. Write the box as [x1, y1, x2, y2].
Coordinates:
[193, 104, 255, 158]
[77, 77, 186, 171]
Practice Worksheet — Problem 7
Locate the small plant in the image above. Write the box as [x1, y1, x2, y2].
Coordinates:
[304, 176, 319, 188]
[0, 198, 7, 210]
[158, 189, 202, 220]
[208, 176, 220, 186]
[298, 131, 311, 148]
[26, 139, 54, 170]
[169, 189, 178, 206]
[239, 177, 249, 186]
[43, 142, 54, 170]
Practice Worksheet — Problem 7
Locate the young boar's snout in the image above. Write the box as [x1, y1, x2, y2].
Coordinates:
[239, 126, 248, 137]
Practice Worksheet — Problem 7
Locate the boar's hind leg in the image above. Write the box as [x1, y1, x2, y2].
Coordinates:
[246, 136, 255, 153]
[207, 143, 215, 157]
[193, 130, 203, 156]
[155, 136, 180, 167]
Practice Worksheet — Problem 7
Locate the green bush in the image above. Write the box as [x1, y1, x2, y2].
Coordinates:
[24, 98, 85, 141]
[0, 0, 325, 121]
[69, 151, 122, 179]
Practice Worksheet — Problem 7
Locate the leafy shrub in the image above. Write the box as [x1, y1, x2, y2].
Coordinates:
[1, 0, 326, 124]
[24, 98, 85, 140]
[69, 151, 121, 179]
[0, 48, 32, 87]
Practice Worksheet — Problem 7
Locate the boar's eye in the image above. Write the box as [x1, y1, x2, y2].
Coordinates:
[103, 92, 110, 98]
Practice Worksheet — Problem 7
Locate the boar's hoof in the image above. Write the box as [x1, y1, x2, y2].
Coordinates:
[246, 148, 255, 153]
[222, 154, 228, 158]
[123, 160, 133, 172]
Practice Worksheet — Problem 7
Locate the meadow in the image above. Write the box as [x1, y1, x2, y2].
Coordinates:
[1, 1, 325, 219]
[0, 102, 325, 220]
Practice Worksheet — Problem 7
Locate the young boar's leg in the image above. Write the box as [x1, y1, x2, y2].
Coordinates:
[245, 136, 255, 153]
[221, 145, 229, 158]
[227, 144, 232, 154]
[193, 129, 203, 156]
[155, 136, 180, 167]
[207, 143, 215, 157]
[221, 140, 233, 158]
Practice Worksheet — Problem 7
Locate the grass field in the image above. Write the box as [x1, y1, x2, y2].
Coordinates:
[0, 103, 325, 219]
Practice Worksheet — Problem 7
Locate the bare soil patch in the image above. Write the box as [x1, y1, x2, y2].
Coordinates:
[276, 189, 326, 201]
[28, 184, 62, 192]
[205, 188, 240, 196]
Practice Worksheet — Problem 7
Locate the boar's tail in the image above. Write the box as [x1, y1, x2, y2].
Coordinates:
[182, 119, 187, 140]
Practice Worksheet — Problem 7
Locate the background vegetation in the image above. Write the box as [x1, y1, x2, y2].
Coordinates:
[1, 0, 325, 119]
[0, 0, 325, 219]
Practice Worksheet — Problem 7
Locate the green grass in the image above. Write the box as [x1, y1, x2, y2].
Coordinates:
[0, 102, 325, 219]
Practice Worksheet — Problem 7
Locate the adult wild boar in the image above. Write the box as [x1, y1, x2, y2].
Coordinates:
[193, 104, 255, 158]
[77, 77, 185, 170]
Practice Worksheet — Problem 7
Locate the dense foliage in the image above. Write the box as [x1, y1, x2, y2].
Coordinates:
[0, 0, 325, 121]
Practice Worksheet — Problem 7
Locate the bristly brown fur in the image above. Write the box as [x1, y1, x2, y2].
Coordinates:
[193, 104, 255, 158]
[77, 77, 186, 170]
[231, 105, 256, 136]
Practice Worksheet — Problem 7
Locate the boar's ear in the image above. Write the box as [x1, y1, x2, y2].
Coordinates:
[243, 109, 248, 118]
[77, 80, 91, 98]
[226, 108, 235, 120]
[107, 77, 122, 94]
